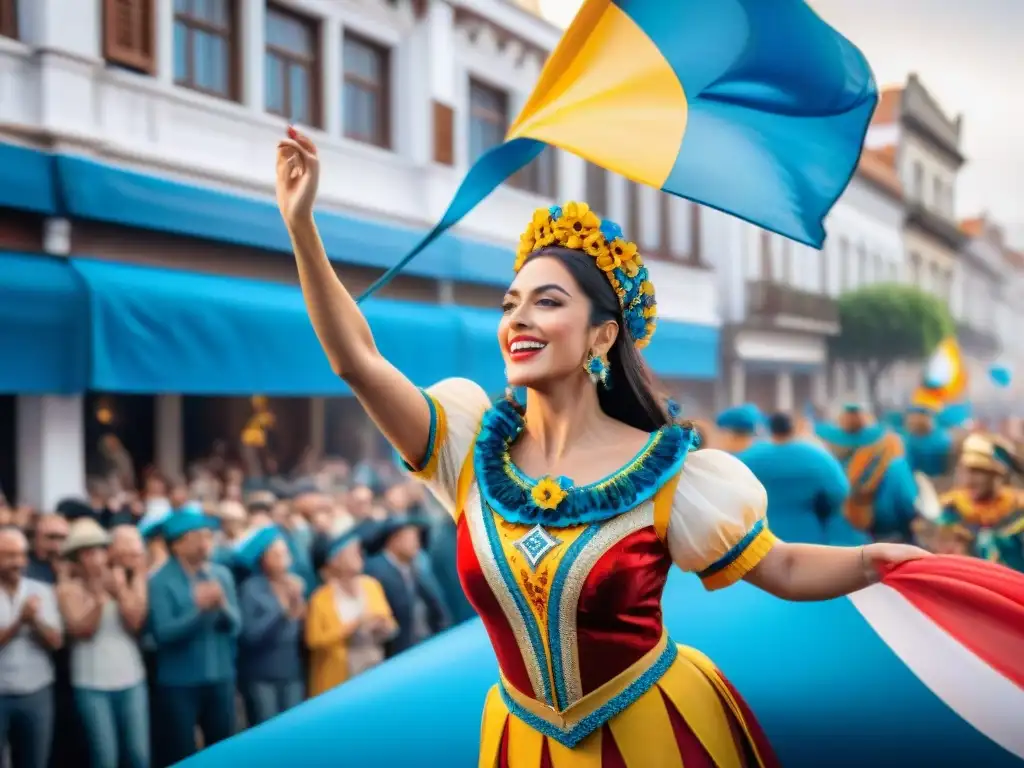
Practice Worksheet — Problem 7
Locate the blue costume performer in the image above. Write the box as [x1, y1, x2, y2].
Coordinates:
[900, 403, 959, 478]
[817, 405, 919, 543]
[740, 413, 850, 545]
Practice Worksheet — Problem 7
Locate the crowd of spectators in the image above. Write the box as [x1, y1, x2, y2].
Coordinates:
[0, 441, 472, 768]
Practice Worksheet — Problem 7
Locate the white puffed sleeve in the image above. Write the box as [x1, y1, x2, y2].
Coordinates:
[665, 449, 777, 590]
[402, 377, 491, 518]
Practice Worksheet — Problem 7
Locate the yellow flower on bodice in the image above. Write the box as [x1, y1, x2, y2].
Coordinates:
[531, 477, 568, 510]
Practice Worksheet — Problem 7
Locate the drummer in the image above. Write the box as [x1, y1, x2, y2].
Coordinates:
[934, 434, 1024, 571]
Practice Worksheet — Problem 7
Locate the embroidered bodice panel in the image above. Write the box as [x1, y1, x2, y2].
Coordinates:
[456, 485, 671, 711]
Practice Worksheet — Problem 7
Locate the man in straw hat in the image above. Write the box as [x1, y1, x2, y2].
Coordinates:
[933, 433, 1024, 571]
[56, 518, 148, 768]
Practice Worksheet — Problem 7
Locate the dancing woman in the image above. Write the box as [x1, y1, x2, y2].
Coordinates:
[275, 128, 929, 767]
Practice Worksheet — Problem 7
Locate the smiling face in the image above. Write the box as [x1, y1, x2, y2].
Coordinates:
[500, 255, 617, 389]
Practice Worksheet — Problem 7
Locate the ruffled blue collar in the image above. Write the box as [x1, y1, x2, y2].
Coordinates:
[474, 398, 695, 527]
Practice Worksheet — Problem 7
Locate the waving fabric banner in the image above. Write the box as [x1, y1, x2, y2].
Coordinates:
[358, 0, 878, 301]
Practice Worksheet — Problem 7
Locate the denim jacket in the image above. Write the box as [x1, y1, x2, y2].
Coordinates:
[148, 558, 241, 686]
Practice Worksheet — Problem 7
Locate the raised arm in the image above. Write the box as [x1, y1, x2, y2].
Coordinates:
[275, 128, 432, 469]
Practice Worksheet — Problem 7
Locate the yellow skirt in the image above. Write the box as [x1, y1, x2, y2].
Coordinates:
[479, 646, 777, 768]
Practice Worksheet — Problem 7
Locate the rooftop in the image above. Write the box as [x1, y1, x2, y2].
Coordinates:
[871, 86, 903, 126]
[857, 145, 901, 198]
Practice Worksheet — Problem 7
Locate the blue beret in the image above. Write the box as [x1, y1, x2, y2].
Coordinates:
[162, 504, 219, 542]
[233, 524, 282, 571]
[714, 403, 763, 434]
[138, 502, 172, 540]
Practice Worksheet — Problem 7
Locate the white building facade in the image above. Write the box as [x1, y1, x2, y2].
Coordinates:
[0, 0, 721, 509]
[955, 217, 1021, 418]
[866, 74, 965, 303]
[711, 150, 904, 414]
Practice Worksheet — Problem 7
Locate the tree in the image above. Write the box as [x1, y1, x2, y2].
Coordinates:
[829, 283, 954, 407]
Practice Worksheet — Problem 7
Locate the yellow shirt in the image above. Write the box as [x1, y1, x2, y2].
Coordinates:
[306, 576, 394, 698]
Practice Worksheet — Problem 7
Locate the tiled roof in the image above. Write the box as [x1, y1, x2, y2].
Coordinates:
[960, 217, 985, 238]
[871, 86, 903, 125]
[857, 146, 901, 198]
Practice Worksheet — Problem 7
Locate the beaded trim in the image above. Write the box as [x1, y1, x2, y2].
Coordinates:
[498, 641, 678, 748]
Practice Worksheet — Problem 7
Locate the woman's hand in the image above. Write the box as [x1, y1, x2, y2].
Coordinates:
[276, 127, 320, 229]
[861, 542, 932, 583]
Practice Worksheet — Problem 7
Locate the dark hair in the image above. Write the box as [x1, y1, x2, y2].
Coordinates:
[521, 247, 680, 433]
[767, 412, 794, 438]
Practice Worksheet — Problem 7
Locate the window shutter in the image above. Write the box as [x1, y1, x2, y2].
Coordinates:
[103, 0, 156, 74]
[0, 0, 17, 39]
[432, 101, 454, 166]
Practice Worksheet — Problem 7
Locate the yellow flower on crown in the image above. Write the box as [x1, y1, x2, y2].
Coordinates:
[553, 202, 601, 249]
[531, 476, 567, 510]
[582, 230, 608, 260]
[609, 239, 638, 265]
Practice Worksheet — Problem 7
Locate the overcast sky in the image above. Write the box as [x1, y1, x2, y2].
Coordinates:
[538, 0, 1023, 247]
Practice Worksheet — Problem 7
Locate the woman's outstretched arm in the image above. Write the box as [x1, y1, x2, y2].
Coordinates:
[744, 540, 931, 602]
[276, 128, 431, 467]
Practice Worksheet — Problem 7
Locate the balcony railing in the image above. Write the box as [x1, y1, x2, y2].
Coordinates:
[745, 280, 840, 332]
[905, 202, 967, 251]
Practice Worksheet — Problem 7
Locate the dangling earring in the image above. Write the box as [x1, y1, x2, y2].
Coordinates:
[584, 352, 610, 388]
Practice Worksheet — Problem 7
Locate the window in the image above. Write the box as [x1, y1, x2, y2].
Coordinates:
[760, 230, 773, 281]
[820, 239, 831, 293]
[0, 0, 17, 39]
[468, 78, 555, 196]
[584, 163, 608, 217]
[912, 161, 924, 201]
[265, 5, 320, 126]
[626, 182, 641, 243]
[103, 0, 156, 73]
[173, 0, 236, 99]
[686, 199, 702, 264]
[932, 177, 943, 213]
[343, 33, 390, 148]
[511, 148, 557, 197]
[909, 251, 921, 285]
[780, 239, 792, 284]
[838, 237, 849, 291]
[468, 79, 508, 162]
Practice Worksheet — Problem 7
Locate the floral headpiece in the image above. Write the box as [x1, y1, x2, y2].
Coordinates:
[514, 202, 657, 349]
